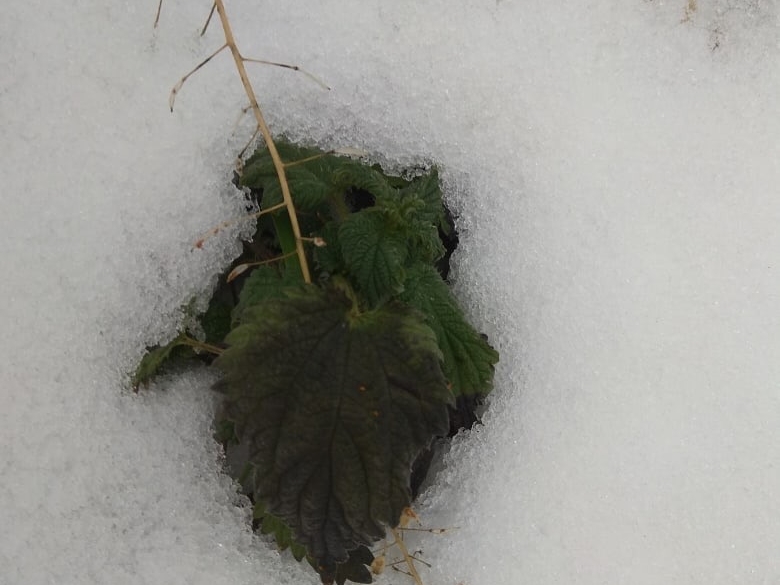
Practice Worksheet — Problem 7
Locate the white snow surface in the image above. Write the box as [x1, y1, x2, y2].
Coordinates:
[2, 1, 778, 584]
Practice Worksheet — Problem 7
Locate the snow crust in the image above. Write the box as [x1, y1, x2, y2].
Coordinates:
[2, 1, 778, 584]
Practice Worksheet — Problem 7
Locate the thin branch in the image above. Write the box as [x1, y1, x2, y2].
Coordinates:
[226, 251, 297, 283]
[388, 553, 432, 570]
[236, 124, 260, 162]
[193, 201, 288, 250]
[180, 335, 224, 356]
[399, 526, 457, 535]
[154, 0, 163, 28]
[243, 57, 331, 91]
[169, 43, 228, 112]
[200, 2, 217, 36]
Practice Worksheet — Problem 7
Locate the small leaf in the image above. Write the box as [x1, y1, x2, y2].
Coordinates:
[332, 164, 393, 201]
[399, 263, 499, 397]
[408, 167, 449, 233]
[333, 546, 374, 585]
[339, 209, 408, 306]
[131, 333, 191, 389]
[213, 286, 452, 567]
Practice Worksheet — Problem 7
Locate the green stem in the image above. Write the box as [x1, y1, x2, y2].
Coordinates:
[272, 213, 305, 282]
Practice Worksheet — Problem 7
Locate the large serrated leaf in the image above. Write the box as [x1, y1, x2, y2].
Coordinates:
[339, 210, 408, 306]
[213, 286, 452, 568]
[399, 263, 499, 397]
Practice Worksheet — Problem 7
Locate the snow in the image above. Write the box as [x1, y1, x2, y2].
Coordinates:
[1, 1, 778, 585]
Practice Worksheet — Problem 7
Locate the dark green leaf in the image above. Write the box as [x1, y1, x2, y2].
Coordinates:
[231, 265, 301, 326]
[241, 141, 339, 213]
[313, 220, 344, 275]
[333, 546, 374, 585]
[332, 164, 393, 201]
[399, 263, 499, 397]
[339, 209, 408, 306]
[213, 286, 452, 567]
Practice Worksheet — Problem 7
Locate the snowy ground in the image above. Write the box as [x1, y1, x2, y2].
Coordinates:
[1, 1, 778, 584]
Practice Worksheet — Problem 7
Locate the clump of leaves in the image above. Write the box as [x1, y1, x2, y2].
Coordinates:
[135, 141, 498, 584]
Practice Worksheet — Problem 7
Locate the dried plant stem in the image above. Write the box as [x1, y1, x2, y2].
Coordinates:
[154, 0, 163, 27]
[243, 57, 331, 90]
[193, 201, 289, 249]
[226, 251, 297, 283]
[212, 0, 311, 283]
[169, 43, 228, 112]
[390, 528, 424, 585]
[181, 335, 224, 356]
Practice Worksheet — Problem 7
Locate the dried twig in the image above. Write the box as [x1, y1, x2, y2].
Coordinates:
[163, 0, 331, 283]
[243, 57, 331, 90]
[169, 43, 228, 112]
[153, 0, 163, 27]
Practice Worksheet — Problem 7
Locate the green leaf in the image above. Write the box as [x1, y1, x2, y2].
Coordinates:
[374, 179, 445, 265]
[313, 220, 344, 275]
[332, 163, 393, 201]
[407, 167, 449, 234]
[240, 141, 338, 213]
[131, 333, 192, 389]
[213, 286, 452, 567]
[399, 263, 499, 397]
[339, 209, 408, 306]
[231, 265, 301, 326]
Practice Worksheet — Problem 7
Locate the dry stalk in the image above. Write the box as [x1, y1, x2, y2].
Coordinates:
[390, 527, 425, 585]
[163, 0, 317, 283]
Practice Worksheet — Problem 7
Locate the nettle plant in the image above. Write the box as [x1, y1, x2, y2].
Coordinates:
[142, 3, 498, 584]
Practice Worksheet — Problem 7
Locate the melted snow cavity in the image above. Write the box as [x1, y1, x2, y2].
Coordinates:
[2, 1, 778, 584]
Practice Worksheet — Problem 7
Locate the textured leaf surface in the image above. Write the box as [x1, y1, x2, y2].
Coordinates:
[399, 263, 499, 397]
[240, 141, 334, 213]
[231, 265, 300, 326]
[213, 286, 452, 566]
[253, 501, 308, 562]
[407, 167, 449, 234]
[339, 210, 408, 306]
